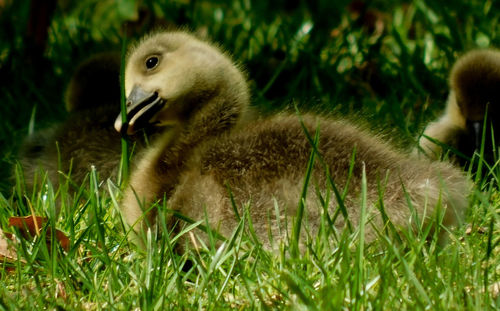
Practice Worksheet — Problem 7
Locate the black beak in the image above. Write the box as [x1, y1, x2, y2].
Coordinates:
[114, 85, 165, 135]
[470, 120, 482, 150]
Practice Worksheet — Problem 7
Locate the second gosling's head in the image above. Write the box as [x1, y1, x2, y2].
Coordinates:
[115, 30, 249, 135]
[66, 52, 121, 112]
[450, 49, 500, 122]
[448, 49, 500, 164]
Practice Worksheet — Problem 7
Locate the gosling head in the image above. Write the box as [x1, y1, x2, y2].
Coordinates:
[114, 31, 248, 136]
[66, 52, 121, 112]
[449, 49, 500, 159]
[451, 49, 500, 129]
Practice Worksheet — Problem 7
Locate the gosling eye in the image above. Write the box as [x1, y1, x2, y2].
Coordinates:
[145, 56, 159, 70]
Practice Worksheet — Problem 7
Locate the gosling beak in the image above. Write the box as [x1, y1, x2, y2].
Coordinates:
[469, 120, 483, 150]
[114, 85, 166, 135]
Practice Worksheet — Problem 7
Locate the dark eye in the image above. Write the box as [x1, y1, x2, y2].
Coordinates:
[145, 56, 159, 70]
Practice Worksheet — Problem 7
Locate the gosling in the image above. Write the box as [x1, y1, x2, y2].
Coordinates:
[117, 30, 470, 251]
[419, 49, 500, 166]
[19, 53, 156, 193]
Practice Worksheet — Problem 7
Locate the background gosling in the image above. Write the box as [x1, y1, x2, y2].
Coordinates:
[19, 53, 156, 193]
[419, 49, 500, 166]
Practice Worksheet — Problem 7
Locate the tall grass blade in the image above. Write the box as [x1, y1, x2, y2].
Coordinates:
[474, 107, 489, 184]
[294, 106, 353, 232]
[353, 162, 367, 309]
[291, 125, 319, 257]
[118, 34, 129, 186]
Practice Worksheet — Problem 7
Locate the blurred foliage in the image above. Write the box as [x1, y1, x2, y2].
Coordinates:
[0, 0, 498, 190]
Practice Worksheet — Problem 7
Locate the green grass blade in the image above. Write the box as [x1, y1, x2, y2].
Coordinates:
[118, 34, 129, 187]
[291, 124, 319, 257]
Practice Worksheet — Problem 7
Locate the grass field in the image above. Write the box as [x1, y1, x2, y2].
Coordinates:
[0, 0, 499, 309]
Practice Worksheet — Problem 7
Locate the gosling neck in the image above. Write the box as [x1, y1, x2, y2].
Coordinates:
[158, 84, 249, 170]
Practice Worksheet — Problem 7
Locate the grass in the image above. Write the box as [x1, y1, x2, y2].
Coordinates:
[0, 0, 499, 309]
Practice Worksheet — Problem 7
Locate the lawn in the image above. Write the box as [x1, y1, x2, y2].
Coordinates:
[0, 0, 499, 309]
